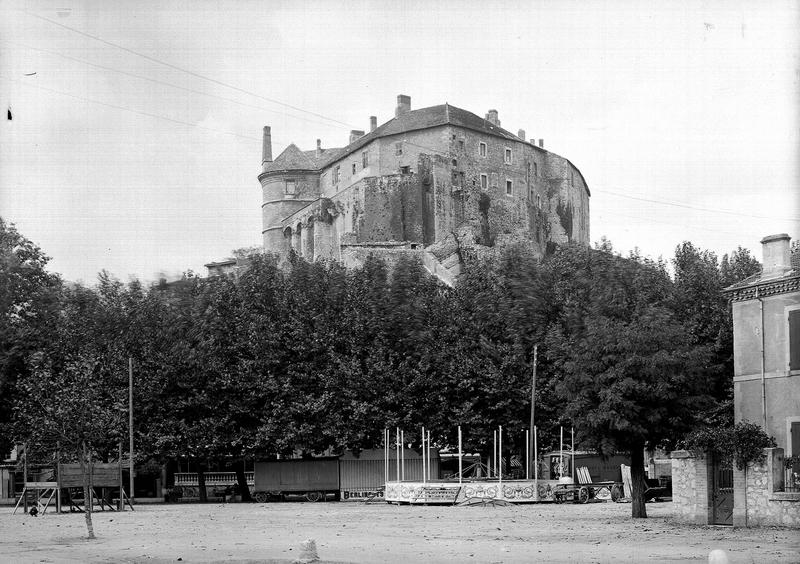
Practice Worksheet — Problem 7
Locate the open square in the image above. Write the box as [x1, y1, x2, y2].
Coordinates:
[1, 502, 798, 563]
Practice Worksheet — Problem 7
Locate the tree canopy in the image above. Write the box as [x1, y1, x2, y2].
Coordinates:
[4, 216, 764, 521]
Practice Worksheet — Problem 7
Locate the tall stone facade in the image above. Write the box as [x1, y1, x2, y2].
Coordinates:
[259, 95, 590, 281]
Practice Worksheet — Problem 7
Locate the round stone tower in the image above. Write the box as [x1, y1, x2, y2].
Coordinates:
[257, 126, 321, 254]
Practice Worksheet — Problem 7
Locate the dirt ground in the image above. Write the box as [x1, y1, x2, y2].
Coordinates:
[1, 501, 797, 563]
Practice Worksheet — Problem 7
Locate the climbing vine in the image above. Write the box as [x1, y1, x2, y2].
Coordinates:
[683, 421, 776, 470]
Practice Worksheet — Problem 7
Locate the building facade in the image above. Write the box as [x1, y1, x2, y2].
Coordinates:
[671, 234, 800, 528]
[258, 95, 590, 282]
[723, 234, 800, 454]
[723, 233, 800, 526]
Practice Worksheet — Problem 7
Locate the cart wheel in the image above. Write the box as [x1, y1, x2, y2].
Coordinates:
[610, 484, 623, 502]
[305, 491, 323, 502]
[254, 492, 268, 503]
[578, 486, 590, 504]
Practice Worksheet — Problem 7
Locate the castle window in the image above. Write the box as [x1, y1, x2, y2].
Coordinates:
[506, 179, 513, 196]
[352, 163, 357, 175]
[480, 174, 488, 190]
[479, 142, 487, 157]
[571, 171, 575, 186]
[504, 148, 512, 164]
[458, 139, 464, 151]
[362, 151, 369, 168]
[396, 142, 403, 155]
[400, 166, 410, 174]
[537, 194, 542, 209]
[451, 170, 459, 185]
[285, 179, 296, 195]
[334, 166, 340, 184]
[534, 162, 538, 176]
[452, 159, 457, 167]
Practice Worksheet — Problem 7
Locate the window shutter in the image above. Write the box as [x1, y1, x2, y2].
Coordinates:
[790, 310, 800, 370]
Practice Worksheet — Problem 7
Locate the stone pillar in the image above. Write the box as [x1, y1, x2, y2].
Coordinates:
[733, 465, 748, 527]
[292, 226, 302, 255]
[303, 220, 315, 261]
[314, 219, 335, 260]
[670, 450, 711, 525]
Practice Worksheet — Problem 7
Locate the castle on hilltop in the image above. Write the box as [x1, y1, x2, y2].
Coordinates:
[255, 95, 590, 283]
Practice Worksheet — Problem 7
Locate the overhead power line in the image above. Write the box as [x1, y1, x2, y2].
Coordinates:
[1, 76, 262, 143]
[3, 39, 353, 132]
[595, 209, 754, 239]
[24, 10, 357, 130]
[595, 188, 800, 222]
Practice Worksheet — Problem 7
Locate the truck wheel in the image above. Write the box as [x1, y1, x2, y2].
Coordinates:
[578, 486, 590, 504]
[305, 491, 323, 502]
[254, 492, 268, 503]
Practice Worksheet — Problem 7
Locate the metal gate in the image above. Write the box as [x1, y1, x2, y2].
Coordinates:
[711, 454, 733, 525]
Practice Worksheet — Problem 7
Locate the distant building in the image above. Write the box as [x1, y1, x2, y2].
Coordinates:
[257, 95, 590, 283]
[204, 258, 238, 278]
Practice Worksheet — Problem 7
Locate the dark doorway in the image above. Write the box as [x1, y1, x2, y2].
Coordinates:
[711, 454, 733, 525]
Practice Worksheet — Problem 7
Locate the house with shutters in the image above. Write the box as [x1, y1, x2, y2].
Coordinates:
[722, 233, 800, 526]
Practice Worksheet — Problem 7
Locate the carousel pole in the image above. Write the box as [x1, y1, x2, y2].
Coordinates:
[23, 443, 28, 514]
[421, 426, 425, 484]
[401, 430, 405, 481]
[498, 425, 503, 490]
[525, 429, 530, 480]
[384, 429, 388, 485]
[529, 345, 537, 475]
[571, 427, 575, 482]
[493, 429, 497, 479]
[395, 428, 400, 482]
[560, 426, 564, 479]
[458, 426, 463, 485]
[427, 430, 431, 482]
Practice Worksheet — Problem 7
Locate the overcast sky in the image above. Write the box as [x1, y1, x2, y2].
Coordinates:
[1, 0, 798, 284]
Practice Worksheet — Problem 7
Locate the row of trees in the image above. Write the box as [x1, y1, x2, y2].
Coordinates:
[1, 218, 761, 524]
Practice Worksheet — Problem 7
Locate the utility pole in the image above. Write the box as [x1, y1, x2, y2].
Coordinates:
[529, 345, 538, 476]
[129, 357, 134, 503]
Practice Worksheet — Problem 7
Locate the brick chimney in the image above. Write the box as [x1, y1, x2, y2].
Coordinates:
[538, 139, 544, 148]
[349, 130, 365, 144]
[485, 109, 500, 126]
[370, 116, 377, 132]
[261, 126, 272, 171]
[395, 95, 411, 117]
[316, 139, 322, 158]
[761, 233, 792, 279]
[518, 129, 526, 140]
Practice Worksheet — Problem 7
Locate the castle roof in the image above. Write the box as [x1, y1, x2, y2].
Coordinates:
[261, 104, 531, 176]
[324, 104, 526, 168]
[263, 143, 318, 173]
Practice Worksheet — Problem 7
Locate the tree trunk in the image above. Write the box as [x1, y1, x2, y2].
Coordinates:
[236, 458, 252, 502]
[197, 461, 207, 503]
[81, 441, 96, 539]
[630, 443, 648, 519]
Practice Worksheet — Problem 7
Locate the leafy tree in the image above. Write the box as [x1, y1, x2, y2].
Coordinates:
[12, 281, 129, 538]
[544, 244, 714, 518]
[0, 218, 61, 456]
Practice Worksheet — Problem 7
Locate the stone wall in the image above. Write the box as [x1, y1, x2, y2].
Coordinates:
[734, 448, 800, 528]
[670, 450, 712, 525]
[672, 448, 799, 528]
